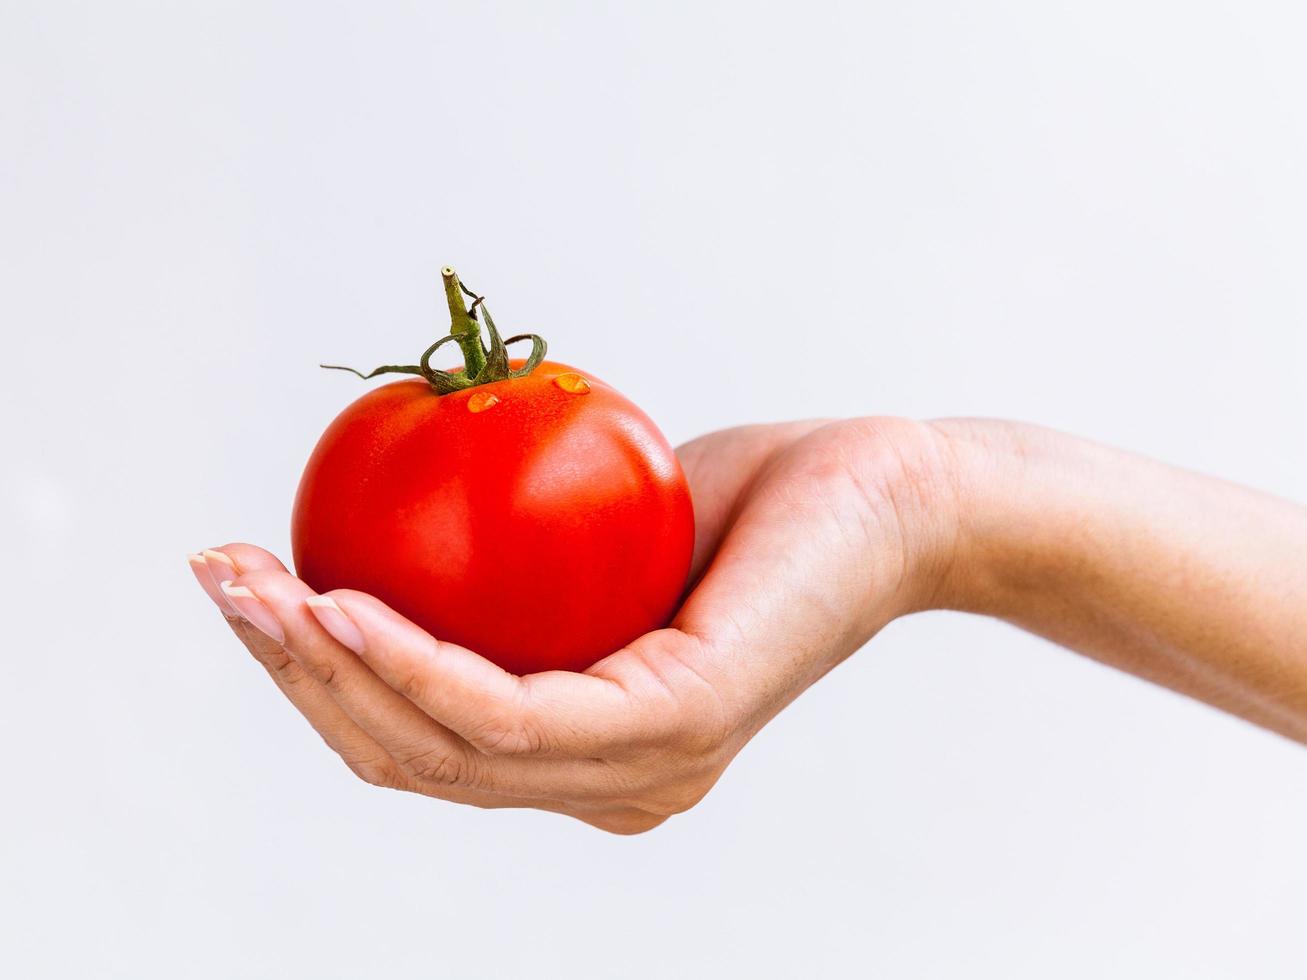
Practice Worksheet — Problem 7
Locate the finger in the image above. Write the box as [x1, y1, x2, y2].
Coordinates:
[231, 570, 620, 800]
[242, 645, 583, 817]
[191, 542, 288, 618]
[221, 598, 404, 788]
[188, 553, 237, 617]
[214, 570, 571, 813]
[207, 556, 402, 786]
[314, 589, 673, 759]
[210, 541, 289, 576]
[226, 570, 485, 786]
[236, 614, 580, 814]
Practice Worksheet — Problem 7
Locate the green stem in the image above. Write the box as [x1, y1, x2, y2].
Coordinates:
[441, 266, 486, 378]
[321, 266, 548, 394]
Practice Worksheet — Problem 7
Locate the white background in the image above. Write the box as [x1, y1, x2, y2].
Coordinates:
[3, 2, 1305, 977]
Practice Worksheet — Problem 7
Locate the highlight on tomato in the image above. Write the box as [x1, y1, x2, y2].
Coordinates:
[291, 267, 695, 675]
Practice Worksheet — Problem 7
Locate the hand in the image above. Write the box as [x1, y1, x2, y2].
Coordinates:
[189, 418, 959, 833]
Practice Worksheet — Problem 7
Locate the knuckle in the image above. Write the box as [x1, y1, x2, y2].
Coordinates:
[345, 757, 402, 790]
[463, 683, 550, 756]
[238, 620, 288, 665]
[299, 657, 339, 690]
[631, 636, 735, 758]
[264, 650, 300, 682]
[666, 701, 727, 757]
[465, 717, 544, 756]
[625, 768, 718, 817]
[396, 745, 472, 787]
[394, 667, 427, 703]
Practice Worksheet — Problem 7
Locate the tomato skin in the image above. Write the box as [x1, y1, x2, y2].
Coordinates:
[291, 360, 694, 675]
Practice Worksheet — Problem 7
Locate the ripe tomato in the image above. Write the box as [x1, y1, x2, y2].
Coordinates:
[292, 270, 694, 675]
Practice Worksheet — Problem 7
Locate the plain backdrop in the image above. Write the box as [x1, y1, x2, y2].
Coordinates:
[3, 2, 1305, 977]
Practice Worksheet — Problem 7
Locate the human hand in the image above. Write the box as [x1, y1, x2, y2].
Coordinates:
[189, 418, 960, 833]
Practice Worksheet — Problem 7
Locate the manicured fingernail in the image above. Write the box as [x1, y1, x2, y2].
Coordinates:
[203, 548, 237, 577]
[221, 582, 286, 643]
[305, 595, 366, 654]
[188, 554, 238, 618]
[202, 549, 243, 616]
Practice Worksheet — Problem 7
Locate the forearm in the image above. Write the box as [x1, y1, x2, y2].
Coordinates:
[933, 419, 1307, 743]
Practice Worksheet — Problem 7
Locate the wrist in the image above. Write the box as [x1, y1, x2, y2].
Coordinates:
[822, 417, 972, 622]
[924, 418, 1090, 617]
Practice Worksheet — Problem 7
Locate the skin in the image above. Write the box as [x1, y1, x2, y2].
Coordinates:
[189, 417, 1307, 834]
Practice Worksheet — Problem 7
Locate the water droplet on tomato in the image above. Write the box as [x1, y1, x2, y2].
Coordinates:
[554, 373, 591, 394]
[467, 391, 501, 413]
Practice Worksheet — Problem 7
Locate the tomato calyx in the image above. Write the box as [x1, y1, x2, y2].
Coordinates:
[320, 267, 548, 395]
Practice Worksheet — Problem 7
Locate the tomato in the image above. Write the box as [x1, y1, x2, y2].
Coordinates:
[291, 269, 694, 675]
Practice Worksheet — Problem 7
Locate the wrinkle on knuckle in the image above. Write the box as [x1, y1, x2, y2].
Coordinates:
[648, 640, 734, 759]
[395, 666, 427, 703]
[611, 766, 707, 816]
[614, 753, 722, 816]
[466, 682, 550, 756]
[465, 719, 541, 756]
[669, 689, 732, 758]
[263, 650, 303, 686]
[300, 657, 338, 689]
[397, 745, 472, 787]
[239, 623, 289, 669]
[394, 635, 447, 703]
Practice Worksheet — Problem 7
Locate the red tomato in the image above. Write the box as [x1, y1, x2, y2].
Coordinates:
[291, 358, 694, 675]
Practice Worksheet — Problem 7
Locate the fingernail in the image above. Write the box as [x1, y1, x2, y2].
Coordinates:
[306, 595, 365, 654]
[220, 582, 286, 644]
[188, 554, 238, 619]
[202, 549, 243, 617]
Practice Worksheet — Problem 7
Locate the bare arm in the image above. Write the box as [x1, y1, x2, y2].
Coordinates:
[191, 416, 1306, 834]
[935, 419, 1307, 743]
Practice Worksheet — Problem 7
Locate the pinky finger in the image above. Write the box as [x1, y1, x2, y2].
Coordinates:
[228, 615, 398, 783]
[227, 618, 584, 815]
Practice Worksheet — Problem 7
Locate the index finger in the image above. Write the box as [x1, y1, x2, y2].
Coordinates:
[310, 590, 678, 759]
